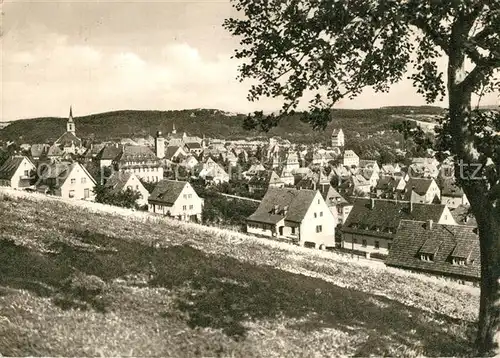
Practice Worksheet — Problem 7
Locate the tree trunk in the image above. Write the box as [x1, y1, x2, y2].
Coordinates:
[448, 56, 500, 356]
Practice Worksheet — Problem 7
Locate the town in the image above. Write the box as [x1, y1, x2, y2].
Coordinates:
[0, 106, 480, 285]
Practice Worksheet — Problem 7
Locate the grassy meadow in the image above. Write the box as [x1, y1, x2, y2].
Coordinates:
[0, 189, 478, 357]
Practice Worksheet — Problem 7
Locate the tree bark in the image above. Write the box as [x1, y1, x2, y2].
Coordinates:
[448, 52, 500, 356]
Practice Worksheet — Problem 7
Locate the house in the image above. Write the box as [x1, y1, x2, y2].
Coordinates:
[30, 144, 50, 161]
[359, 159, 380, 174]
[185, 142, 204, 156]
[440, 179, 469, 208]
[39, 162, 96, 200]
[248, 170, 284, 194]
[320, 186, 352, 225]
[179, 155, 199, 170]
[244, 163, 266, 179]
[341, 198, 456, 257]
[165, 145, 188, 162]
[196, 157, 230, 184]
[381, 164, 401, 175]
[104, 172, 150, 206]
[361, 169, 379, 189]
[98, 144, 122, 168]
[374, 175, 407, 199]
[46, 144, 65, 162]
[113, 145, 164, 182]
[226, 151, 238, 167]
[404, 178, 441, 204]
[282, 150, 301, 171]
[0, 155, 36, 189]
[450, 205, 477, 227]
[331, 128, 345, 147]
[386, 220, 480, 284]
[342, 150, 359, 167]
[148, 180, 203, 222]
[246, 187, 336, 249]
[277, 166, 295, 186]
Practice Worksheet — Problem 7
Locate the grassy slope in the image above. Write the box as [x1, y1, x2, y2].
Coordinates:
[0, 107, 444, 144]
[0, 189, 477, 357]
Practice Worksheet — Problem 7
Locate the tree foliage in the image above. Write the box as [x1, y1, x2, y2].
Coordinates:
[93, 184, 141, 209]
[225, 0, 500, 355]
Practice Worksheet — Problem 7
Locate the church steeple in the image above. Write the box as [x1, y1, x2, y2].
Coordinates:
[67, 106, 75, 134]
[172, 122, 177, 135]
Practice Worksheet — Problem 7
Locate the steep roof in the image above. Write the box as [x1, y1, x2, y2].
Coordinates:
[165, 146, 183, 160]
[342, 198, 449, 239]
[30, 144, 49, 158]
[185, 142, 202, 149]
[386, 220, 480, 280]
[40, 162, 96, 189]
[320, 185, 349, 207]
[117, 145, 158, 163]
[440, 179, 465, 198]
[331, 128, 343, 136]
[99, 144, 122, 161]
[248, 170, 282, 186]
[47, 144, 64, 157]
[149, 179, 187, 205]
[450, 205, 477, 227]
[247, 187, 317, 224]
[104, 172, 134, 195]
[0, 156, 32, 180]
[54, 131, 82, 147]
[404, 178, 435, 196]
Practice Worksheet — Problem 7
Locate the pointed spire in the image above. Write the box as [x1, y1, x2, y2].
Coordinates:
[69, 106, 74, 122]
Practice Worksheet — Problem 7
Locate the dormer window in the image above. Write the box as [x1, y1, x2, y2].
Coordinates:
[420, 253, 434, 262]
[452, 257, 467, 266]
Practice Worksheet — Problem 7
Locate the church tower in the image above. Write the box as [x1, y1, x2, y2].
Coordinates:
[155, 131, 165, 159]
[171, 123, 177, 135]
[67, 106, 75, 134]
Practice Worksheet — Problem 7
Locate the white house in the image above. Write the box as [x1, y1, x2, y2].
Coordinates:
[440, 179, 470, 209]
[104, 172, 150, 206]
[148, 180, 203, 222]
[331, 128, 345, 148]
[39, 162, 96, 201]
[342, 150, 359, 167]
[246, 187, 336, 249]
[404, 178, 441, 204]
[341, 198, 456, 257]
[0, 155, 36, 189]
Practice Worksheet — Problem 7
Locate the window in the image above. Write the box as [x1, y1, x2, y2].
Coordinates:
[291, 227, 296, 234]
[320, 211, 323, 217]
[136, 185, 139, 190]
[183, 205, 187, 211]
[374, 241, 380, 249]
[69, 190, 75, 198]
[314, 213, 317, 218]
[81, 177, 86, 184]
[189, 205, 193, 210]
[420, 254, 434, 262]
[188, 194, 192, 199]
[70, 178, 76, 184]
[183, 194, 187, 199]
[315, 225, 322, 233]
[362, 239, 367, 247]
[84, 188, 90, 199]
[452, 257, 467, 266]
[24, 170, 29, 176]
[318, 199, 320, 204]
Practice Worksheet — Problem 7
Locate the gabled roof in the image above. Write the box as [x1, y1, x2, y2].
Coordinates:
[117, 145, 158, 163]
[30, 144, 50, 158]
[440, 179, 465, 198]
[331, 128, 343, 136]
[405, 178, 436, 196]
[185, 142, 202, 149]
[0, 156, 33, 180]
[249, 170, 283, 186]
[47, 144, 64, 157]
[40, 162, 96, 189]
[165, 146, 184, 160]
[247, 187, 317, 224]
[99, 144, 123, 161]
[54, 131, 82, 147]
[320, 185, 348, 206]
[386, 220, 480, 280]
[450, 205, 477, 227]
[342, 198, 450, 238]
[149, 179, 187, 205]
[104, 172, 135, 195]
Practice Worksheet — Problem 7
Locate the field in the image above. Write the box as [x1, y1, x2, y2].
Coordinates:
[0, 188, 479, 357]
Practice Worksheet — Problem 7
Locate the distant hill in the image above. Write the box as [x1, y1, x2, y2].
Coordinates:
[0, 106, 445, 145]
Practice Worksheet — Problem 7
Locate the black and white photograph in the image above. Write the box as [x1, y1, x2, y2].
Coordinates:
[0, 0, 499, 356]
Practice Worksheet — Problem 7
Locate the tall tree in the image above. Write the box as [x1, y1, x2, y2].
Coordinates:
[224, 0, 500, 354]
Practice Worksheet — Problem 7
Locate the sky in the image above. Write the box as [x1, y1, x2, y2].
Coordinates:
[1, 0, 498, 121]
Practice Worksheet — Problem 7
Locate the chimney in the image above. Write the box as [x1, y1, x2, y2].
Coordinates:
[427, 219, 433, 230]
[370, 198, 375, 209]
